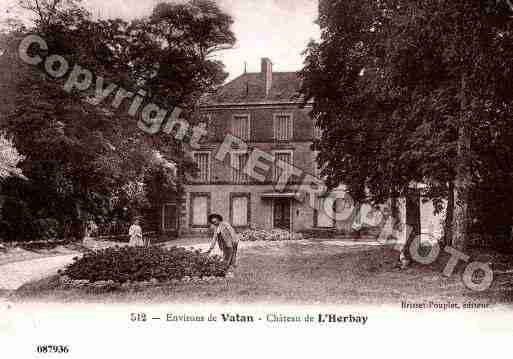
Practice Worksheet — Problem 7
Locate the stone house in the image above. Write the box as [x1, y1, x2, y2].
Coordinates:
[179, 58, 444, 240]
[180, 58, 351, 235]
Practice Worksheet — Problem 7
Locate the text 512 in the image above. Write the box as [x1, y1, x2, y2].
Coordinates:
[130, 313, 148, 322]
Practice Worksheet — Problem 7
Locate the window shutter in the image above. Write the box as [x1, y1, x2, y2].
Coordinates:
[274, 115, 293, 141]
[232, 115, 250, 141]
[232, 153, 249, 184]
[194, 153, 210, 182]
[275, 153, 292, 182]
[232, 196, 249, 227]
[192, 196, 208, 226]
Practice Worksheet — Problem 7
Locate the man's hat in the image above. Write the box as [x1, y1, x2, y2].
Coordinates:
[208, 214, 223, 223]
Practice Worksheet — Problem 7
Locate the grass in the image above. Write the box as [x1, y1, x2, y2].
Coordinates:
[11, 240, 513, 306]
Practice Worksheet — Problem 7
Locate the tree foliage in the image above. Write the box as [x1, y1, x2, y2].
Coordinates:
[0, 0, 235, 241]
[301, 0, 513, 247]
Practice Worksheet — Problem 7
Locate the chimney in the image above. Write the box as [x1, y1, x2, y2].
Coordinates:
[261, 58, 273, 97]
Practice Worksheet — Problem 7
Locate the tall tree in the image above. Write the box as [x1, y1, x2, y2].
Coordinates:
[0, 0, 235, 240]
[301, 0, 513, 251]
[128, 0, 235, 107]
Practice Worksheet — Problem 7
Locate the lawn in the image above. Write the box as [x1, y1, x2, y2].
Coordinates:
[11, 240, 513, 306]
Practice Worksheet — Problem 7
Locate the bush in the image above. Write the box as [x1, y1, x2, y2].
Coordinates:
[63, 246, 227, 283]
[0, 197, 36, 242]
[33, 218, 60, 241]
[240, 229, 304, 242]
[0, 195, 62, 242]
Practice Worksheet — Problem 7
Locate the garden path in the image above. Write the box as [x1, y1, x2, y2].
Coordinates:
[0, 255, 78, 291]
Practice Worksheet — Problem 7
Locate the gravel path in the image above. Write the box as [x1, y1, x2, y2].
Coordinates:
[0, 254, 78, 291]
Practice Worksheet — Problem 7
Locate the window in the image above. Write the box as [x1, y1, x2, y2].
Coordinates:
[162, 203, 177, 231]
[193, 152, 210, 182]
[230, 193, 250, 228]
[274, 114, 293, 141]
[231, 152, 250, 184]
[190, 193, 210, 227]
[274, 151, 293, 182]
[315, 196, 335, 228]
[231, 114, 250, 141]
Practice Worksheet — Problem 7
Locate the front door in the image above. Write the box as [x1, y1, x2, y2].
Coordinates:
[273, 199, 291, 230]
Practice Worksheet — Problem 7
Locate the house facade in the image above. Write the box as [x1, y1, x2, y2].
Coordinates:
[180, 58, 351, 235]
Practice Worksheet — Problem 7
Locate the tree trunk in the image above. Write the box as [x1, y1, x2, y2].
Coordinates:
[73, 203, 87, 242]
[453, 74, 472, 252]
[444, 180, 455, 247]
[404, 189, 421, 262]
[391, 196, 400, 229]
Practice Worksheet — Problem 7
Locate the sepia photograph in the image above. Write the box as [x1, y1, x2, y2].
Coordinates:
[1, 0, 513, 357]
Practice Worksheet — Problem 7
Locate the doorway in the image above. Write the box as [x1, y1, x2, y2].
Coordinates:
[273, 199, 291, 230]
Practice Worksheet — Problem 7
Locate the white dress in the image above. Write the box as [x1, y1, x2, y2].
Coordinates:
[128, 224, 143, 246]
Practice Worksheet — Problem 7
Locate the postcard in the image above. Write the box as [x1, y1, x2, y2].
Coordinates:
[1, 0, 512, 357]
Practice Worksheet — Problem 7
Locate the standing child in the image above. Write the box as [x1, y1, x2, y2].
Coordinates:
[206, 214, 239, 277]
[128, 218, 144, 247]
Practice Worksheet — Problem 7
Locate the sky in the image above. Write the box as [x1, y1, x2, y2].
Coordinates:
[2, 0, 320, 81]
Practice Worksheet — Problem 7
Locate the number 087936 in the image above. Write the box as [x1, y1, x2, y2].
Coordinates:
[36, 345, 70, 354]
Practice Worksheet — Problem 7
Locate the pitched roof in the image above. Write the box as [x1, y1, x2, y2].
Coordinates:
[201, 71, 305, 106]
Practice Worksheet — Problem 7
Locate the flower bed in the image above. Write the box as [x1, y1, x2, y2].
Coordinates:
[60, 246, 227, 285]
[240, 229, 304, 242]
[57, 274, 227, 291]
